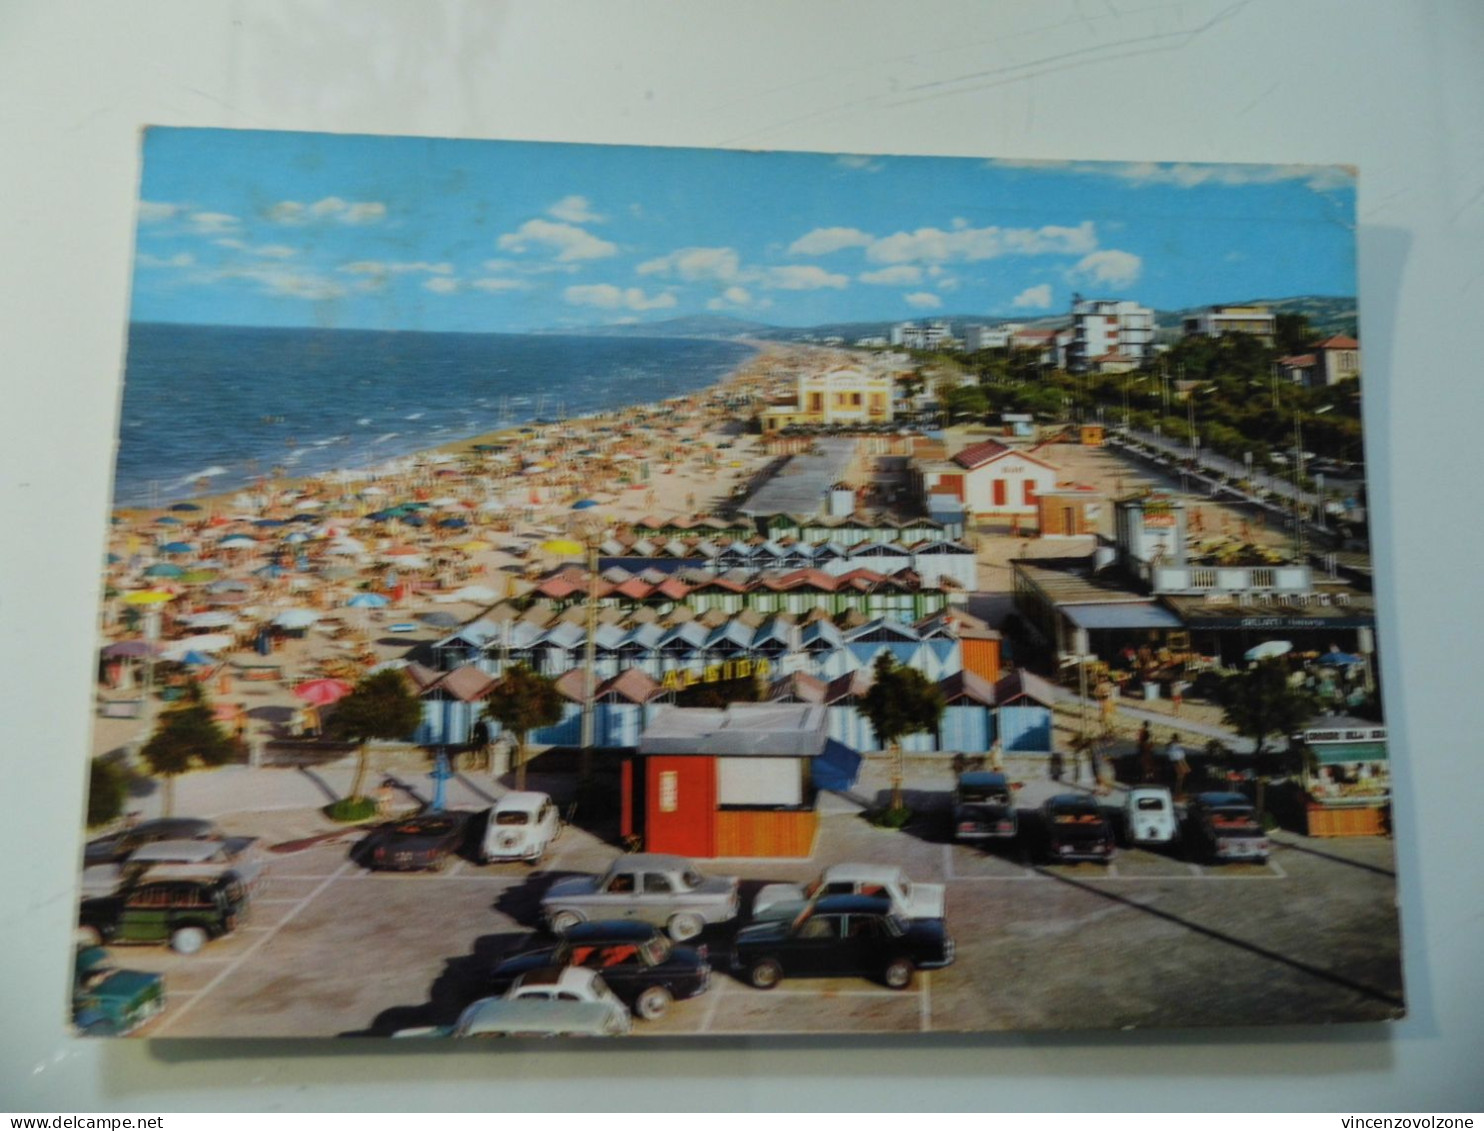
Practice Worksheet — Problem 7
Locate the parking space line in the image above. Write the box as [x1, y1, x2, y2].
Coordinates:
[448, 860, 466, 877]
[698, 979, 726, 1034]
[1269, 859, 1287, 879]
[1188, 862, 1204, 877]
[1105, 863, 1120, 878]
[729, 988, 909, 997]
[151, 860, 353, 1036]
[942, 843, 954, 881]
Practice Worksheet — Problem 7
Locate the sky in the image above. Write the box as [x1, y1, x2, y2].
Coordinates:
[129, 128, 1358, 333]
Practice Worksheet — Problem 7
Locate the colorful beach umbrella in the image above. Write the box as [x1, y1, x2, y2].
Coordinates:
[122, 590, 175, 605]
[541, 539, 584, 557]
[170, 503, 202, 512]
[1244, 640, 1293, 661]
[346, 592, 390, 608]
[101, 640, 159, 658]
[272, 608, 320, 629]
[179, 569, 219, 584]
[293, 678, 354, 706]
[160, 541, 194, 554]
[572, 499, 599, 510]
[143, 563, 184, 579]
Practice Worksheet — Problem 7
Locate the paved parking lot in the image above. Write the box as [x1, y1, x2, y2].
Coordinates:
[121, 783, 1403, 1038]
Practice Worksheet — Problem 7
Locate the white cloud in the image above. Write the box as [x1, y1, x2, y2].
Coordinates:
[706, 286, 772, 312]
[548, 195, 603, 224]
[787, 227, 876, 256]
[564, 284, 676, 311]
[215, 239, 297, 259]
[138, 201, 181, 224]
[1068, 249, 1143, 287]
[498, 219, 617, 262]
[340, 260, 453, 277]
[187, 211, 240, 234]
[988, 157, 1355, 194]
[835, 155, 884, 173]
[905, 292, 942, 309]
[470, 277, 530, 292]
[269, 197, 387, 226]
[1012, 283, 1054, 309]
[867, 221, 1097, 265]
[262, 272, 345, 300]
[137, 252, 195, 269]
[636, 246, 742, 282]
[858, 265, 923, 286]
[764, 265, 849, 290]
[423, 277, 461, 295]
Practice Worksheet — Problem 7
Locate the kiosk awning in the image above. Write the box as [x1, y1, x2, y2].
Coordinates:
[1312, 741, 1388, 765]
[1063, 603, 1184, 630]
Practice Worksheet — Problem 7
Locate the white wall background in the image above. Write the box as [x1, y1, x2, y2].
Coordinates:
[2, 0, 1481, 1112]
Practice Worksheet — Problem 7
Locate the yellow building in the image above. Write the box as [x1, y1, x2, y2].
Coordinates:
[760, 366, 894, 433]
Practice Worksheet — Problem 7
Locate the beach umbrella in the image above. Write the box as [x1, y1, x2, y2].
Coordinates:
[178, 650, 214, 666]
[541, 538, 584, 557]
[254, 519, 286, 528]
[418, 611, 462, 629]
[272, 608, 320, 629]
[122, 590, 175, 605]
[160, 541, 194, 555]
[437, 517, 468, 529]
[101, 640, 158, 658]
[106, 553, 122, 565]
[293, 678, 354, 706]
[207, 579, 251, 593]
[346, 592, 390, 608]
[1245, 640, 1293, 661]
[449, 584, 498, 602]
[143, 563, 184, 579]
[170, 503, 202, 512]
[1316, 651, 1364, 667]
[572, 499, 600, 510]
[457, 540, 492, 553]
[179, 568, 219, 585]
[181, 612, 239, 629]
[218, 535, 257, 549]
[154, 516, 182, 526]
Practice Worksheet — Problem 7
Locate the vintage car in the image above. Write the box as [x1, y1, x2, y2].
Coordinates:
[1041, 794, 1117, 863]
[393, 997, 631, 1039]
[359, 810, 472, 872]
[480, 791, 561, 864]
[489, 920, 711, 1020]
[78, 871, 250, 954]
[72, 946, 165, 1036]
[542, 853, 740, 941]
[952, 771, 1019, 843]
[1186, 791, 1270, 863]
[751, 863, 945, 923]
[1122, 786, 1180, 848]
[730, 894, 955, 991]
[83, 817, 224, 867]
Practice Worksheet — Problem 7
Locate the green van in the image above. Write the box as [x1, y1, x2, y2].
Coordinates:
[78, 871, 250, 955]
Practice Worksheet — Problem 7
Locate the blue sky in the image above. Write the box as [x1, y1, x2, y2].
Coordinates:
[130, 128, 1357, 332]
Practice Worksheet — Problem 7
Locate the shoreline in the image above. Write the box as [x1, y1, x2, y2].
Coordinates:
[110, 337, 799, 518]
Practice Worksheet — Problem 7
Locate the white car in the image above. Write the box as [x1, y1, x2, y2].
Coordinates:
[503, 966, 628, 1013]
[751, 863, 946, 922]
[80, 837, 267, 897]
[1123, 787, 1180, 847]
[481, 792, 561, 864]
[393, 996, 631, 1038]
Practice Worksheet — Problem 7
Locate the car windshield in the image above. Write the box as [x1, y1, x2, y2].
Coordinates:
[639, 937, 671, 965]
[494, 812, 529, 826]
[396, 818, 455, 835]
[959, 787, 1009, 805]
[883, 914, 908, 937]
[1136, 797, 1167, 812]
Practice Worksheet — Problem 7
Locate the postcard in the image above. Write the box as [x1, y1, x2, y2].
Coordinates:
[75, 129, 1399, 1038]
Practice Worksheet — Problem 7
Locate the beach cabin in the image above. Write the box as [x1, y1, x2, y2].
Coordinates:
[624, 703, 858, 858]
[1297, 719, 1390, 837]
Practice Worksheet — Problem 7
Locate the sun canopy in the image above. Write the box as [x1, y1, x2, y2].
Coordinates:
[1062, 603, 1184, 631]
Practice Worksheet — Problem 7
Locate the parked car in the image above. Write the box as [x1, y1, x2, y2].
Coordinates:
[72, 946, 165, 1036]
[359, 810, 472, 872]
[1040, 794, 1116, 863]
[481, 791, 561, 864]
[730, 894, 955, 991]
[1122, 787, 1180, 849]
[80, 836, 267, 898]
[83, 817, 224, 867]
[542, 853, 740, 941]
[952, 771, 1019, 843]
[1186, 791, 1270, 863]
[78, 872, 250, 954]
[752, 863, 945, 923]
[393, 997, 631, 1039]
[489, 920, 711, 1020]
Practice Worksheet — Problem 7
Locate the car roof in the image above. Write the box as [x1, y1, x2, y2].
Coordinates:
[958, 771, 1009, 789]
[457, 997, 619, 1035]
[127, 839, 227, 863]
[1193, 791, 1253, 807]
[809, 894, 894, 916]
[512, 966, 601, 992]
[1125, 787, 1172, 801]
[610, 853, 694, 871]
[494, 791, 552, 812]
[1045, 793, 1101, 809]
[562, 920, 661, 944]
[821, 862, 905, 883]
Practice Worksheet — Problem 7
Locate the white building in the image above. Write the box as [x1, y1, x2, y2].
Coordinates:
[1182, 304, 1277, 344]
[963, 323, 1022, 351]
[1067, 298, 1154, 372]
[891, 320, 955, 350]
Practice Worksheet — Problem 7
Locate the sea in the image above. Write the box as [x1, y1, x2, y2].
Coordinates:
[111, 322, 758, 507]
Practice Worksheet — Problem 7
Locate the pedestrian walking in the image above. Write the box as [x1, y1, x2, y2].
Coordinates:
[1137, 720, 1155, 783]
[1170, 678, 1186, 715]
[1166, 733, 1191, 798]
[1049, 750, 1064, 783]
[988, 738, 1004, 773]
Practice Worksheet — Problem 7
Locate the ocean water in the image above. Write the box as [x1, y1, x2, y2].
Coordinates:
[112, 323, 757, 506]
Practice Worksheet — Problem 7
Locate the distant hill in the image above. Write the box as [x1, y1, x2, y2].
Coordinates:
[536, 314, 775, 340]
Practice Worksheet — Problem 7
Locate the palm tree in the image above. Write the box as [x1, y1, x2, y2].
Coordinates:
[138, 689, 237, 816]
[328, 669, 423, 802]
[860, 653, 945, 812]
[483, 664, 565, 791]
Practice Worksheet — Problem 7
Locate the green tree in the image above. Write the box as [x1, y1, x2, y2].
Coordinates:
[860, 653, 946, 812]
[1216, 659, 1321, 762]
[483, 664, 566, 791]
[327, 669, 423, 802]
[87, 758, 128, 828]
[138, 693, 237, 817]
[1275, 312, 1314, 355]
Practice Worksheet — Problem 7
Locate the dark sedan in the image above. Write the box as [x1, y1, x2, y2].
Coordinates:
[1040, 794, 1116, 863]
[489, 920, 711, 1020]
[359, 811, 471, 872]
[84, 818, 223, 867]
[730, 895, 954, 991]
